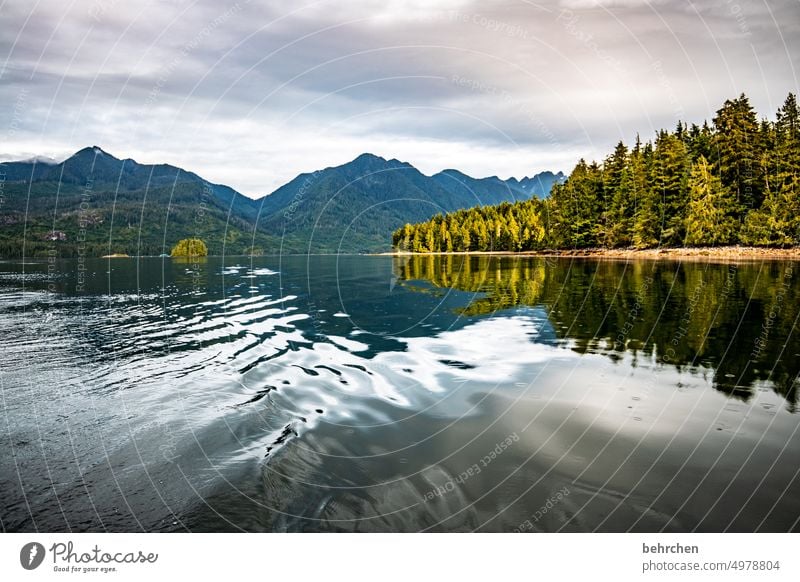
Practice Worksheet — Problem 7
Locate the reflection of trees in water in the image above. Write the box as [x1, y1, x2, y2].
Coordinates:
[394, 255, 799, 409]
[393, 254, 547, 316]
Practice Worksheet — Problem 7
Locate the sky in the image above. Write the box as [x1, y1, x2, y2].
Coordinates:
[1, 0, 798, 197]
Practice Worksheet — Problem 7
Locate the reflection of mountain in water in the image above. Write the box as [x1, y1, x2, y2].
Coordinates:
[394, 255, 799, 408]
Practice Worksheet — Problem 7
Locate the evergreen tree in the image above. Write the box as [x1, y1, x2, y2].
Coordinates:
[652, 131, 691, 246]
[507, 213, 521, 250]
[776, 93, 800, 148]
[548, 160, 602, 248]
[392, 93, 800, 253]
[606, 166, 636, 247]
[684, 156, 738, 246]
[631, 141, 660, 248]
[688, 122, 713, 160]
[601, 141, 630, 246]
[775, 92, 800, 178]
[712, 93, 763, 212]
[743, 174, 800, 246]
[744, 93, 800, 246]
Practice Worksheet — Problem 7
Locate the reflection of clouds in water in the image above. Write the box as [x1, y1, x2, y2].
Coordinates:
[260, 315, 563, 420]
[4, 256, 800, 532]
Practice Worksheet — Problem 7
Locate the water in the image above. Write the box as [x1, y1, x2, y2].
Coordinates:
[1, 254, 798, 532]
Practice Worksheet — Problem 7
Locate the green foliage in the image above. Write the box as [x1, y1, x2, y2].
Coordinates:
[741, 93, 800, 246]
[631, 142, 660, 249]
[3, 148, 560, 257]
[258, 155, 561, 253]
[652, 131, 692, 246]
[395, 92, 800, 251]
[170, 238, 208, 257]
[711, 94, 763, 210]
[742, 175, 800, 246]
[546, 160, 603, 248]
[392, 198, 546, 253]
[0, 156, 277, 258]
[684, 156, 738, 245]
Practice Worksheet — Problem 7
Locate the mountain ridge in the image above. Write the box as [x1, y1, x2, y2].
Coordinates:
[0, 147, 565, 256]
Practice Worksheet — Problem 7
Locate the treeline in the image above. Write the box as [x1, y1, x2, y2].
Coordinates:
[392, 198, 546, 252]
[393, 92, 800, 251]
[0, 203, 274, 258]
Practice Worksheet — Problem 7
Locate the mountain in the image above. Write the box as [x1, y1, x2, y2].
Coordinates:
[0, 147, 563, 257]
[1, 146, 260, 218]
[432, 169, 564, 204]
[253, 154, 563, 253]
[504, 171, 566, 198]
[0, 147, 270, 257]
[432, 170, 526, 206]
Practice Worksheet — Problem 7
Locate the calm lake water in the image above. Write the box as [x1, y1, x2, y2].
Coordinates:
[1, 254, 798, 532]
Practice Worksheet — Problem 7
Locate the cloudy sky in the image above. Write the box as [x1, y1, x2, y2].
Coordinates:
[1, 0, 798, 197]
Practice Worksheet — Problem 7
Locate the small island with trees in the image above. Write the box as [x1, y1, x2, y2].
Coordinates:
[170, 238, 209, 257]
[392, 93, 800, 258]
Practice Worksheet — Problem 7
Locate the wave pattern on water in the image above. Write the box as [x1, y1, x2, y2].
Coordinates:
[1, 256, 799, 532]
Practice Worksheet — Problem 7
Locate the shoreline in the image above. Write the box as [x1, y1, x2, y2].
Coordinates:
[380, 245, 800, 262]
[5, 246, 800, 262]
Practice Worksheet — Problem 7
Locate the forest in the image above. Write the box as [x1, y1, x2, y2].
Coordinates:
[392, 93, 800, 252]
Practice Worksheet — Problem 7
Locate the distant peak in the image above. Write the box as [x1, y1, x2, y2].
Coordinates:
[72, 145, 118, 160]
[508, 170, 565, 182]
[352, 152, 387, 163]
[340, 153, 415, 174]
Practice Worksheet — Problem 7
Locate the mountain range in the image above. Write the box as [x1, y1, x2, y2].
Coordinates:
[0, 146, 564, 256]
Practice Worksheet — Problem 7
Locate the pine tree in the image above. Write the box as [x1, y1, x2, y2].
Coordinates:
[684, 156, 738, 246]
[743, 93, 800, 246]
[775, 92, 800, 178]
[475, 216, 490, 250]
[412, 226, 426, 253]
[507, 213, 521, 250]
[601, 141, 630, 246]
[548, 160, 602, 248]
[743, 175, 800, 246]
[606, 166, 636, 247]
[776, 93, 800, 148]
[391, 93, 800, 253]
[688, 122, 713, 160]
[652, 131, 691, 246]
[442, 216, 450, 248]
[712, 94, 762, 212]
[631, 141, 659, 248]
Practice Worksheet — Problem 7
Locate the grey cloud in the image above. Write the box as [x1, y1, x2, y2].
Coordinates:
[1, 0, 798, 195]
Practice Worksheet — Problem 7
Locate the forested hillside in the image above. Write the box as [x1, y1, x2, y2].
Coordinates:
[0, 147, 561, 257]
[0, 147, 271, 257]
[393, 93, 800, 252]
[255, 154, 561, 253]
